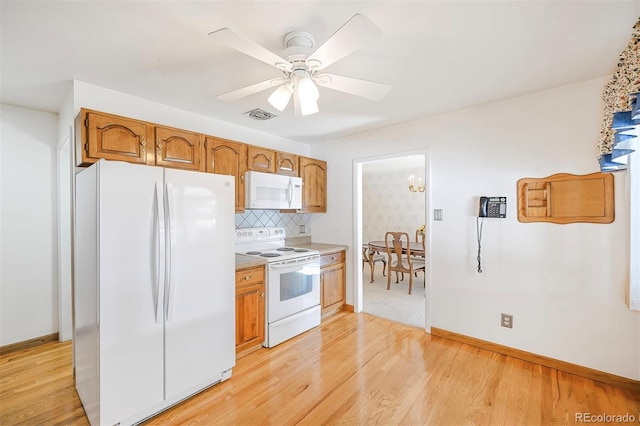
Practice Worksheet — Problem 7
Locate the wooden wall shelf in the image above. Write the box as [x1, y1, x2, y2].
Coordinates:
[517, 172, 614, 224]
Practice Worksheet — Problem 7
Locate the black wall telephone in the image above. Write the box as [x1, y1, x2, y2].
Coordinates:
[479, 196, 507, 218]
[476, 196, 507, 273]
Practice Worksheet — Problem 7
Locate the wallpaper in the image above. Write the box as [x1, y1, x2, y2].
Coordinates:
[236, 209, 311, 237]
[362, 161, 426, 244]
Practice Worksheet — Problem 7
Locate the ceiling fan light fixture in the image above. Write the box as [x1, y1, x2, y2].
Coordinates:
[297, 76, 319, 101]
[267, 84, 293, 111]
[299, 95, 319, 116]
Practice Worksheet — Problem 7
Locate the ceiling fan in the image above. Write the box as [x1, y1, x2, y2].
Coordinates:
[208, 14, 391, 116]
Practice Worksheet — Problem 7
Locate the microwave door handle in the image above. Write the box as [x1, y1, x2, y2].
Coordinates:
[288, 179, 293, 208]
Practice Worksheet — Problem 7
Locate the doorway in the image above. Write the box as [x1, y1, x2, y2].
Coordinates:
[353, 151, 431, 331]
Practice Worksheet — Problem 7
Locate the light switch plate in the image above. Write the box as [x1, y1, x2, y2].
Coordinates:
[434, 209, 443, 221]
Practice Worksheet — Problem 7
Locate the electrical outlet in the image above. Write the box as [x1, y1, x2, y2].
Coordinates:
[299, 224, 306, 234]
[501, 313, 513, 329]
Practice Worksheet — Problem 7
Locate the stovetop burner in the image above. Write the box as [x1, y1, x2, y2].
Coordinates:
[235, 227, 320, 263]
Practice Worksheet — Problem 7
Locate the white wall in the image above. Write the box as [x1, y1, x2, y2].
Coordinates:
[311, 76, 640, 380]
[0, 104, 59, 345]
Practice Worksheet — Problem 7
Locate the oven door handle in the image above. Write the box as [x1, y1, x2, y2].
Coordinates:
[268, 257, 319, 269]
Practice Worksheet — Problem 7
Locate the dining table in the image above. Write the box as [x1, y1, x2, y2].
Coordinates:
[367, 240, 425, 257]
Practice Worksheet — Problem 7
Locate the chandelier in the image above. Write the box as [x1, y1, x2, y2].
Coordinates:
[408, 175, 425, 193]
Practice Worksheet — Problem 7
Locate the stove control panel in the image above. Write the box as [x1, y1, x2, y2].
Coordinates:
[235, 227, 286, 243]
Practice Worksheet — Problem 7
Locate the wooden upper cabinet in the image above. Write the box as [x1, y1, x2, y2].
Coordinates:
[299, 157, 327, 213]
[275, 152, 299, 176]
[247, 146, 276, 173]
[205, 137, 247, 212]
[80, 109, 153, 166]
[154, 126, 203, 171]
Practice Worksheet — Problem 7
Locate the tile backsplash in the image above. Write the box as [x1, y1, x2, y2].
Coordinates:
[235, 210, 311, 237]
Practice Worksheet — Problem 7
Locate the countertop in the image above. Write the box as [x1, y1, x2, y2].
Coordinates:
[235, 243, 349, 270]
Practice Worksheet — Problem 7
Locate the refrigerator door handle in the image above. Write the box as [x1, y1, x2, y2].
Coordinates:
[154, 181, 165, 324]
[164, 182, 176, 321]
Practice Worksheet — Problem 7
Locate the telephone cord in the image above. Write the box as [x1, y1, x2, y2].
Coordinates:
[476, 217, 484, 273]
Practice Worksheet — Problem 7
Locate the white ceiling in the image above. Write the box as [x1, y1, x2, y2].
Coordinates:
[1, 1, 637, 144]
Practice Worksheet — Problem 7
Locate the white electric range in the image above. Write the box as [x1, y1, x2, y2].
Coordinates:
[235, 227, 321, 347]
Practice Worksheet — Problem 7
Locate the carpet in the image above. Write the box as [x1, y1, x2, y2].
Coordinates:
[362, 269, 426, 329]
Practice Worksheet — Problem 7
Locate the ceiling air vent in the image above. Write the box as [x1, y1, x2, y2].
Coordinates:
[245, 108, 277, 121]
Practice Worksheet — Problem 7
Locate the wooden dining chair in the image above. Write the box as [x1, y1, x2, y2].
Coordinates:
[411, 230, 426, 276]
[384, 231, 425, 295]
[362, 244, 386, 283]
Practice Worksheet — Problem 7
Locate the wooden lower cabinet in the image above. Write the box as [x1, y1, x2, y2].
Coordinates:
[235, 266, 265, 358]
[320, 251, 346, 318]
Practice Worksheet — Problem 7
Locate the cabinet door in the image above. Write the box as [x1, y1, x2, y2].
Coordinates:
[235, 267, 265, 357]
[299, 157, 327, 212]
[83, 110, 152, 165]
[205, 137, 247, 212]
[155, 126, 203, 171]
[247, 146, 276, 173]
[320, 255, 345, 317]
[275, 152, 299, 176]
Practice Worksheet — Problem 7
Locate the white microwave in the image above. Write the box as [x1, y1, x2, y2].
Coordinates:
[245, 171, 302, 210]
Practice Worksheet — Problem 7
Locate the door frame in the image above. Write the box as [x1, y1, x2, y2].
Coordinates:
[352, 149, 432, 331]
[56, 126, 74, 341]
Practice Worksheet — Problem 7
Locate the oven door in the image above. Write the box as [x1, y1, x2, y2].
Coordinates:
[267, 255, 320, 323]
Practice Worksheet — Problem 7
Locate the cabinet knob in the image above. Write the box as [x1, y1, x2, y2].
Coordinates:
[140, 138, 146, 152]
[244, 275, 250, 280]
[261, 293, 265, 298]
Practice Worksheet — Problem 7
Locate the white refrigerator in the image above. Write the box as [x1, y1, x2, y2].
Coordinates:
[74, 160, 235, 425]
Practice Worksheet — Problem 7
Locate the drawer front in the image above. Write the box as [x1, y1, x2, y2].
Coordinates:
[236, 266, 265, 287]
[320, 251, 345, 268]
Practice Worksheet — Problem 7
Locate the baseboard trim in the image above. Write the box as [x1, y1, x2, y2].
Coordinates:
[343, 304, 355, 312]
[430, 327, 639, 392]
[0, 333, 59, 355]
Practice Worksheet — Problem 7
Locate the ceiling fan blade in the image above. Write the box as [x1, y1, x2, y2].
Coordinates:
[315, 74, 390, 101]
[306, 14, 382, 71]
[217, 79, 284, 102]
[209, 28, 292, 72]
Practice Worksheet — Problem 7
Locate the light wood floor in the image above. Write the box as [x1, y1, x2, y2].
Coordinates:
[1, 312, 639, 425]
